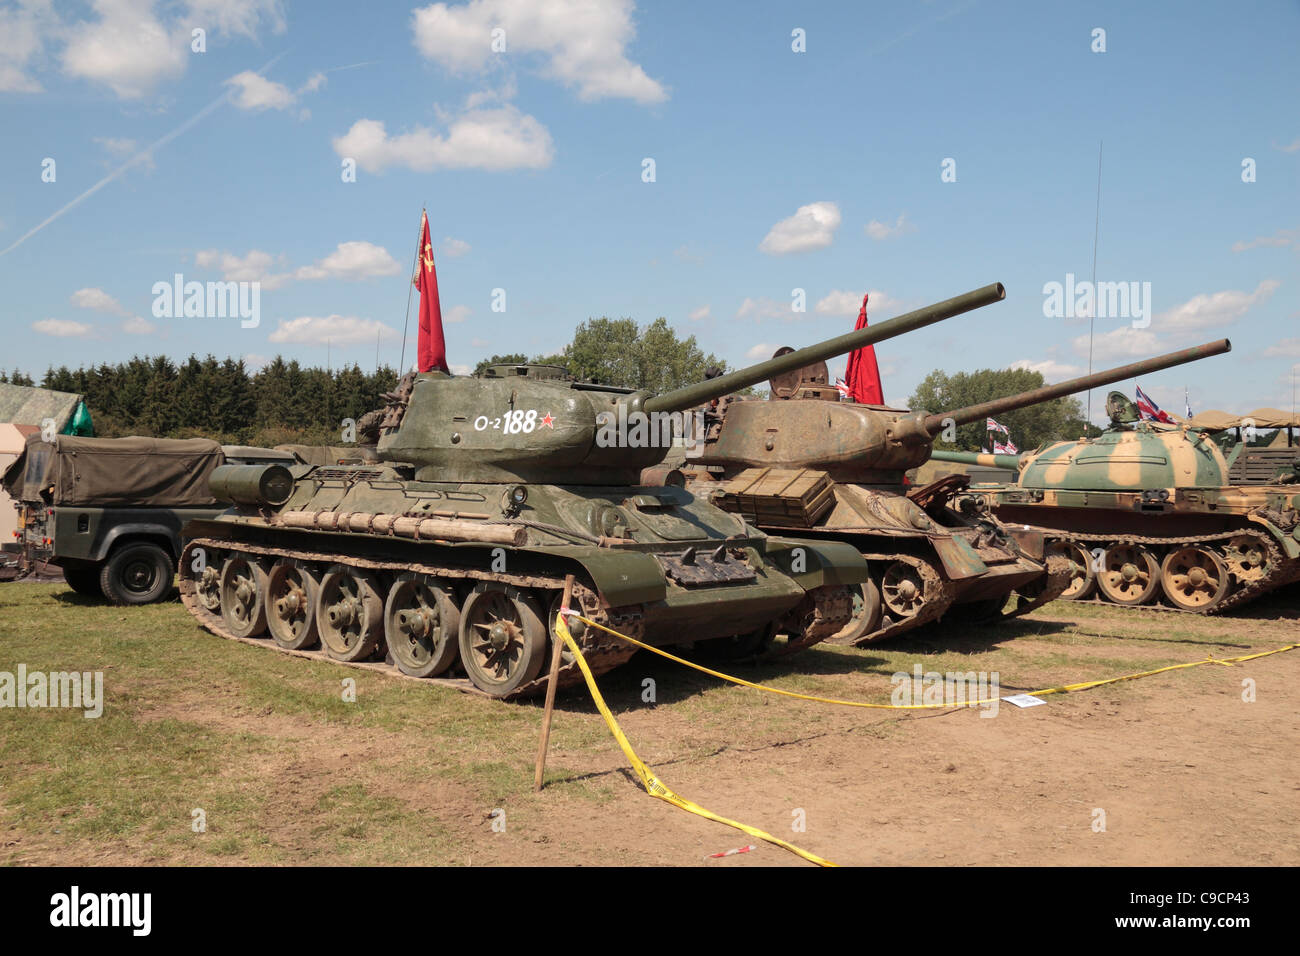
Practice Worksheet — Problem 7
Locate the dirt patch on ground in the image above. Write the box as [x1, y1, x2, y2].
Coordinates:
[3, 583, 1296, 866]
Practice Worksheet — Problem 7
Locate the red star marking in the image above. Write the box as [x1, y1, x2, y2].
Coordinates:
[540, 412, 555, 428]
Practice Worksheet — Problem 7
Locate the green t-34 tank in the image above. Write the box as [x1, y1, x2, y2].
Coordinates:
[177, 284, 1010, 698]
[670, 337, 1232, 644]
[930, 377, 1300, 613]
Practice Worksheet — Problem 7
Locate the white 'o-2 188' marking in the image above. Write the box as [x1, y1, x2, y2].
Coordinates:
[474, 410, 540, 434]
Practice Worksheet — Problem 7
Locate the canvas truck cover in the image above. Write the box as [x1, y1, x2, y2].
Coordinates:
[4, 434, 224, 506]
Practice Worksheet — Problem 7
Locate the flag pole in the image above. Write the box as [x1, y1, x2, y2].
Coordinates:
[398, 209, 424, 375]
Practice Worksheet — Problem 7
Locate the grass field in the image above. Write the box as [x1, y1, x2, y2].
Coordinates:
[1, 579, 1296, 866]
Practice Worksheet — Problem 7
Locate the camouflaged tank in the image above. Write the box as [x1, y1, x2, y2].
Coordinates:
[667, 323, 1232, 643]
[930, 381, 1300, 614]
[174, 286, 1015, 698]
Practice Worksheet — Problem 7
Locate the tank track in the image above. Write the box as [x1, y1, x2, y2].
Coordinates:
[1035, 527, 1293, 615]
[178, 538, 641, 700]
[998, 553, 1075, 620]
[769, 585, 855, 657]
[830, 554, 956, 647]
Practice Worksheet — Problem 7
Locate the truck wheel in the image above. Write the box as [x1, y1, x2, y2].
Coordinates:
[99, 543, 173, 605]
[63, 566, 104, 598]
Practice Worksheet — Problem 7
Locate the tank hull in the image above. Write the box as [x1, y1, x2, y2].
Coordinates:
[178, 466, 867, 698]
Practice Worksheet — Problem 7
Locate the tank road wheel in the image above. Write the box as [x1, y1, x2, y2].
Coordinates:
[219, 554, 269, 638]
[881, 561, 926, 619]
[829, 579, 884, 642]
[1221, 534, 1269, 585]
[265, 560, 321, 650]
[1048, 541, 1096, 600]
[317, 565, 384, 662]
[1096, 545, 1160, 606]
[458, 584, 547, 697]
[384, 573, 461, 678]
[1160, 547, 1230, 612]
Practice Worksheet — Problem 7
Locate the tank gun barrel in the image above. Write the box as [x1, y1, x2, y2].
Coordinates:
[644, 282, 1006, 414]
[930, 449, 1026, 470]
[922, 339, 1232, 434]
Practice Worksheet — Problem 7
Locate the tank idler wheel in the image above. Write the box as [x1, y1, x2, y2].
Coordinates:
[385, 573, 460, 678]
[317, 564, 384, 662]
[220, 554, 269, 638]
[458, 584, 547, 697]
[1049, 541, 1096, 600]
[266, 560, 321, 650]
[1160, 547, 1230, 611]
[881, 561, 926, 618]
[1096, 544, 1160, 606]
[829, 579, 884, 642]
[1221, 534, 1269, 585]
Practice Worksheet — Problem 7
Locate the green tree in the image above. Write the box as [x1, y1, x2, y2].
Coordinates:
[564, 316, 725, 391]
[472, 353, 530, 377]
[909, 367, 1095, 453]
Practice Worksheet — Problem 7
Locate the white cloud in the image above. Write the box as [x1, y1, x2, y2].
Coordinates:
[185, 0, 286, 39]
[71, 287, 131, 316]
[814, 289, 904, 317]
[1262, 338, 1300, 358]
[1071, 326, 1162, 362]
[332, 105, 554, 173]
[1009, 358, 1085, 381]
[61, 0, 187, 99]
[745, 342, 781, 359]
[442, 237, 471, 258]
[411, 0, 666, 104]
[225, 70, 296, 110]
[1156, 279, 1280, 332]
[122, 315, 156, 335]
[688, 305, 710, 321]
[33, 318, 93, 338]
[242, 352, 270, 371]
[268, 315, 395, 345]
[0, 0, 55, 93]
[1272, 137, 1300, 153]
[445, 305, 471, 323]
[864, 213, 916, 240]
[1232, 228, 1299, 253]
[759, 201, 841, 256]
[735, 297, 795, 322]
[195, 248, 293, 290]
[294, 241, 401, 281]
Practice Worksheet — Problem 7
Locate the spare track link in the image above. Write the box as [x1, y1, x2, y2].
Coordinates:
[178, 537, 640, 700]
[768, 585, 855, 657]
[1039, 527, 1290, 615]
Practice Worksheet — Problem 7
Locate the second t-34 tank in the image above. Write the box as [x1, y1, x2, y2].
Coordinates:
[176, 284, 1012, 697]
[931, 385, 1300, 613]
[668, 339, 1233, 644]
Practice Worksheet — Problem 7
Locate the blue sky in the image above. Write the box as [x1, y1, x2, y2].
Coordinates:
[1, 0, 1297, 423]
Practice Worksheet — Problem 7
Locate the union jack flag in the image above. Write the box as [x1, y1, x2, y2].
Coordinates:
[993, 440, 1019, 455]
[986, 417, 1010, 434]
[1135, 384, 1172, 423]
[835, 377, 850, 396]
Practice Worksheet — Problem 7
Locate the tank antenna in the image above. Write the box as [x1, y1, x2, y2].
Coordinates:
[397, 208, 424, 374]
[1086, 140, 1103, 427]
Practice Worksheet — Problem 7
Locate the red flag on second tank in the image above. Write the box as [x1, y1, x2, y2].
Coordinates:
[844, 293, 884, 405]
[414, 210, 448, 373]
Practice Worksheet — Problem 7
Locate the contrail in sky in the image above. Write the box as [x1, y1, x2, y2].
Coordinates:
[0, 53, 287, 259]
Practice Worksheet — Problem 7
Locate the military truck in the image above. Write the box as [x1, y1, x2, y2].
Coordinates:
[3, 436, 295, 604]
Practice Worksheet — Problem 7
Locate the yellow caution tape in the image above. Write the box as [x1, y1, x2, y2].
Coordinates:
[565, 612, 1299, 709]
[554, 614, 837, 867]
[556, 610, 1298, 867]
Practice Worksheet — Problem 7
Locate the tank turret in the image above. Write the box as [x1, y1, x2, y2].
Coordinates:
[378, 283, 1008, 484]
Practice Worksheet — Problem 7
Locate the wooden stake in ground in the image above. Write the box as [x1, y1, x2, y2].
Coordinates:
[534, 573, 575, 792]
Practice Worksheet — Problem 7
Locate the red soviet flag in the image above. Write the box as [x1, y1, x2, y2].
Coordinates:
[844, 293, 883, 404]
[414, 210, 448, 373]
